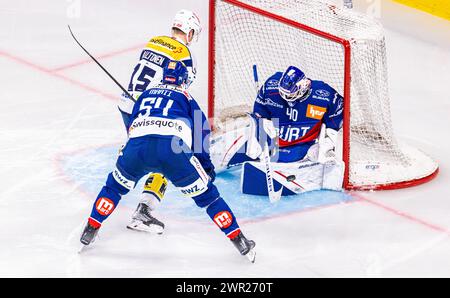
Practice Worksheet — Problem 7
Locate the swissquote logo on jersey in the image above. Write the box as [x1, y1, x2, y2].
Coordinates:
[306, 104, 327, 120]
[213, 211, 233, 229]
[95, 197, 115, 216]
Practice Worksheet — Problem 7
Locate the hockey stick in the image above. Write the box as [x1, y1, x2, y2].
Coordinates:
[318, 123, 327, 188]
[343, 0, 353, 9]
[67, 25, 135, 102]
[252, 65, 282, 203]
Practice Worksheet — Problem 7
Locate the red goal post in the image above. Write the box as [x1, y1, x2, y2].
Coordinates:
[208, 0, 439, 190]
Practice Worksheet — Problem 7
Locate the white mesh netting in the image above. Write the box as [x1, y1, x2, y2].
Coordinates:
[211, 0, 438, 189]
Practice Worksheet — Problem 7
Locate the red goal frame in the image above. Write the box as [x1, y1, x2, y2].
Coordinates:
[207, 0, 439, 190]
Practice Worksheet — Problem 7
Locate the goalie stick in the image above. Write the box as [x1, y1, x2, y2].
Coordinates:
[343, 0, 353, 9]
[252, 65, 282, 203]
[67, 25, 135, 102]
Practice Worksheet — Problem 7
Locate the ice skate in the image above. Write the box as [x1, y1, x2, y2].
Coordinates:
[79, 220, 100, 252]
[127, 202, 165, 234]
[230, 231, 256, 263]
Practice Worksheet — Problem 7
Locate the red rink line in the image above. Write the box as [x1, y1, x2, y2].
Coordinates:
[245, 191, 450, 237]
[0, 49, 51, 73]
[50, 43, 144, 72]
[351, 192, 450, 236]
[0, 49, 118, 101]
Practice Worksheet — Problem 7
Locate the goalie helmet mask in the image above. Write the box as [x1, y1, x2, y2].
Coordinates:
[162, 61, 189, 87]
[172, 9, 202, 44]
[279, 66, 312, 103]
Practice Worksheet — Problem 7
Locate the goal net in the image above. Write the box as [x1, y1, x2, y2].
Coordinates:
[208, 0, 438, 190]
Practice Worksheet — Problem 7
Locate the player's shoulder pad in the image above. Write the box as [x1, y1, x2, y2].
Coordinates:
[146, 35, 191, 61]
[263, 72, 283, 91]
[161, 84, 193, 100]
[257, 72, 282, 100]
[310, 80, 340, 103]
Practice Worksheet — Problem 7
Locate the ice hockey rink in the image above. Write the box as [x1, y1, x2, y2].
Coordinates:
[0, 0, 449, 277]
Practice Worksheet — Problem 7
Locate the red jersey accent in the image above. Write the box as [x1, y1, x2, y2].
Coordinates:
[278, 121, 322, 147]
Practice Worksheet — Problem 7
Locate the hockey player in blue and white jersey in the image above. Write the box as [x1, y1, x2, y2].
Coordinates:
[80, 61, 256, 262]
[118, 9, 202, 233]
[212, 66, 345, 196]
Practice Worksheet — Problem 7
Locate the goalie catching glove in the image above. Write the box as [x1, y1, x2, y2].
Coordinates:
[307, 124, 339, 164]
[246, 113, 278, 160]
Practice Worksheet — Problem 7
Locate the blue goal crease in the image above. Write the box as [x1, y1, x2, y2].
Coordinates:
[59, 145, 355, 222]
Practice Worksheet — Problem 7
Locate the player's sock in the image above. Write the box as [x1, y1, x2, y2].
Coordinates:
[205, 197, 241, 236]
[89, 170, 132, 225]
[89, 187, 121, 224]
[204, 198, 256, 262]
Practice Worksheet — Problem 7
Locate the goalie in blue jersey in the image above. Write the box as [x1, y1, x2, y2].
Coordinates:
[80, 61, 256, 262]
[252, 66, 343, 163]
[212, 65, 345, 196]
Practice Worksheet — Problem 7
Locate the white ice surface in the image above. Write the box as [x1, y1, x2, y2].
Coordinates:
[0, 0, 449, 277]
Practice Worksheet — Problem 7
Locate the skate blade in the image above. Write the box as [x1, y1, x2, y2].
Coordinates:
[246, 249, 256, 263]
[126, 222, 164, 235]
[78, 243, 88, 254]
[77, 236, 98, 254]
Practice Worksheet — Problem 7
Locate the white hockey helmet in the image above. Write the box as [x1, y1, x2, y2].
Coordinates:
[172, 9, 202, 44]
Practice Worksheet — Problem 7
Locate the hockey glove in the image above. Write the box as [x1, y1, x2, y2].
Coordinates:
[318, 127, 338, 164]
[306, 126, 339, 164]
[246, 113, 277, 160]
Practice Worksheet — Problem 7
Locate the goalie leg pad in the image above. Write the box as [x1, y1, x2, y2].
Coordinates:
[241, 159, 344, 196]
[242, 162, 297, 196]
[210, 124, 253, 172]
[322, 161, 345, 191]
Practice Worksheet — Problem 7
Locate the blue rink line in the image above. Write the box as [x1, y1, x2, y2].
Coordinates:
[61, 145, 355, 222]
